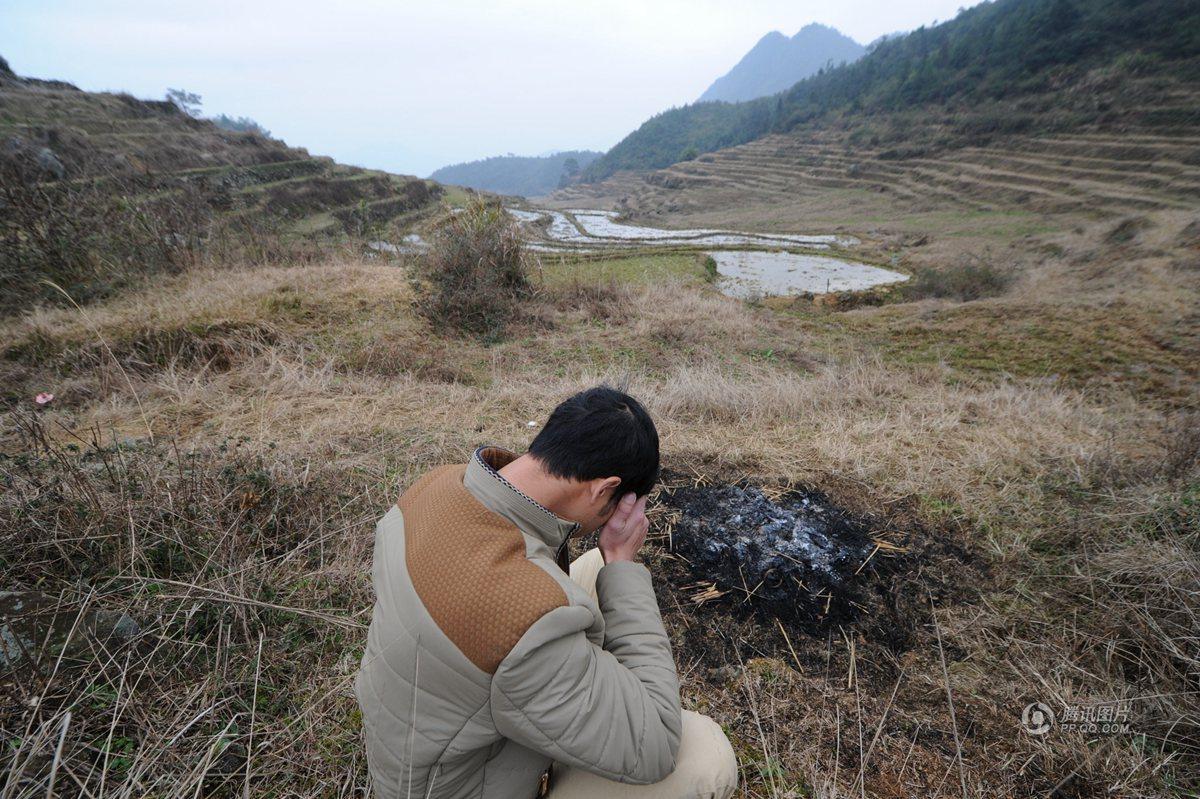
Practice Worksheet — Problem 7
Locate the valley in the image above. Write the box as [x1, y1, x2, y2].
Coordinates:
[2, 2, 1199, 797]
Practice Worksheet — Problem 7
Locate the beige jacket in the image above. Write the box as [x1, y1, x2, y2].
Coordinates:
[355, 446, 682, 799]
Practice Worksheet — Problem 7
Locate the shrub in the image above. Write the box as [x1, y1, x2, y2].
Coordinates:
[0, 154, 209, 313]
[900, 259, 1014, 302]
[1113, 50, 1161, 76]
[410, 199, 530, 337]
[1106, 216, 1152, 244]
[166, 87, 202, 117]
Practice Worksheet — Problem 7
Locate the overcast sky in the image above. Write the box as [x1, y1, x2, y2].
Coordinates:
[3, 1, 982, 177]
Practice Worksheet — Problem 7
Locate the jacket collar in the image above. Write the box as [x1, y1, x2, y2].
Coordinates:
[463, 446, 580, 551]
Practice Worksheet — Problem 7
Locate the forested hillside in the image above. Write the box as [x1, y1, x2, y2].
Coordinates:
[584, 0, 1200, 180]
[430, 150, 601, 196]
[698, 24, 865, 103]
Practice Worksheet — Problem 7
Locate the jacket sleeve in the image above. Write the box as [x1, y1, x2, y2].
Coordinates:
[490, 561, 683, 784]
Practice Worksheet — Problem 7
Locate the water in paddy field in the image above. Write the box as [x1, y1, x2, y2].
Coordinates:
[504, 206, 906, 297]
[504, 208, 544, 223]
[1, 591, 140, 670]
[546, 211, 594, 244]
[567, 209, 854, 248]
[710, 250, 908, 298]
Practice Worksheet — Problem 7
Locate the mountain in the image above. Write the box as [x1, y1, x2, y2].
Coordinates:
[0, 59, 441, 310]
[583, 0, 1200, 181]
[698, 24, 865, 103]
[429, 151, 602, 197]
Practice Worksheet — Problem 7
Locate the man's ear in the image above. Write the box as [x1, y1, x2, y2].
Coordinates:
[589, 475, 622, 505]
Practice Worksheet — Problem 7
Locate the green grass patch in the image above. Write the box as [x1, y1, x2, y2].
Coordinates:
[289, 210, 339, 235]
[439, 185, 473, 209]
[537, 252, 708, 287]
[932, 208, 1063, 239]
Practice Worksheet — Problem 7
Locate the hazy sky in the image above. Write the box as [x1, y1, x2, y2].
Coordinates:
[3, 1, 982, 177]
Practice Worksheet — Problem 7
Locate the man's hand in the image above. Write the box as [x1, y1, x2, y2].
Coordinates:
[599, 492, 649, 564]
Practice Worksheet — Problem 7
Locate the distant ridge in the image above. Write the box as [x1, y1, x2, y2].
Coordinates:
[429, 150, 602, 197]
[584, 0, 1200, 182]
[699, 24, 865, 103]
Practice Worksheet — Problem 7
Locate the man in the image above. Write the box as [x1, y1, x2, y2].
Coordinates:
[355, 386, 738, 799]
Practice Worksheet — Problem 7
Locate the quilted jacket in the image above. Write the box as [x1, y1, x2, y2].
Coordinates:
[355, 446, 682, 798]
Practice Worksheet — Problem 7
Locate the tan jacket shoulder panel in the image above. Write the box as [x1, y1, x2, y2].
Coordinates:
[399, 464, 567, 674]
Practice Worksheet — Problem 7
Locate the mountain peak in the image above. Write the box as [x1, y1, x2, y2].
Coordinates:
[747, 31, 788, 52]
[699, 24, 865, 103]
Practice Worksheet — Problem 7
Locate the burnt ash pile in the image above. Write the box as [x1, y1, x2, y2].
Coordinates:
[664, 484, 881, 631]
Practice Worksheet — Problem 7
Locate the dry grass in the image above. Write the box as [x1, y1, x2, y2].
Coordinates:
[2, 241, 1197, 796]
[1, 419, 376, 797]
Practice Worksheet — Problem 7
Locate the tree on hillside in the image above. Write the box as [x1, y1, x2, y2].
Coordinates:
[212, 114, 271, 137]
[557, 156, 582, 189]
[166, 88, 202, 117]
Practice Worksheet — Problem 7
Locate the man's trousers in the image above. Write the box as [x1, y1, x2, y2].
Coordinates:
[551, 549, 739, 799]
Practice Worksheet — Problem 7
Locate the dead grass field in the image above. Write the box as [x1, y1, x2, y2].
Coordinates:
[2, 168, 1199, 799]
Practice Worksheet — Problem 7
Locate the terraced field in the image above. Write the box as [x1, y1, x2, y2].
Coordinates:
[550, 106, 1200, 402]
[547, 118, 1200, 328]
[0, 68, 441, 238]
[551, 127, 1200, 229]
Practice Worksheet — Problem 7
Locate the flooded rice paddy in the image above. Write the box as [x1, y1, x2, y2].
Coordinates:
[568, 209, 854, 248]
[709, 250, 909, 298]
[505, 206, 905, 298]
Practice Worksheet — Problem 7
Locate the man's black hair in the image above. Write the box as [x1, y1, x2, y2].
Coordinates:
[529, 386, 659, 498]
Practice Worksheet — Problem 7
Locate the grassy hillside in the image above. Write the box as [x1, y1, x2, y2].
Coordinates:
[429, 150, 601, 197]
[585, 0, 1200, 180]
[0, 60, 442, 312]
